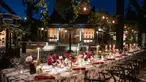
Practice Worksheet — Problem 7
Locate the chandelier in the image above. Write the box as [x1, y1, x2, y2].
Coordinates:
[77, 0, 91, 15]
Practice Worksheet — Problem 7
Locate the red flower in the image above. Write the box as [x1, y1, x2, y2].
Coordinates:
[47, 56, 59, 65]
[64, 53, 72, 58]
[47, 57, 54, 65]
[53, 55, 59, 60]
[81, 52, 92, 59]
[85, 52, 93, 55]
[71, 58, 77, 63]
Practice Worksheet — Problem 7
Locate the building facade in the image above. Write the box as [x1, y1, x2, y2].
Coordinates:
[46, 24, 98, 45]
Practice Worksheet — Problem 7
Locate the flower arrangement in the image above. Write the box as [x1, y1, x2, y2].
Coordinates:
[64, 52, 77, 65]
[64, 52, 77, 58]
[47, 55, 59, 65]
[25, 55, 33, 63]
[81, 52, 93, 59]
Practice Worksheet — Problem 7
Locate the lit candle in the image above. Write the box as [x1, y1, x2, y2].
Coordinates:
[37, 47, 40, 60]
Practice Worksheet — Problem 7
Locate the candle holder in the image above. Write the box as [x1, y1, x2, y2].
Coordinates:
[96, 45, 99, 55]
[86, 46, 89, 52]
[37, 47, 41, 66]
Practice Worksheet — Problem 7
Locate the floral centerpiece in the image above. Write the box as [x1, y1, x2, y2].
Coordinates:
[25, 55, 36, 74]
[64, 52, 77, 63]
[63, 52, 77, 67]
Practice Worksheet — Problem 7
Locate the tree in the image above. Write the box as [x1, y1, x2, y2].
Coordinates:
[124, 4, 140, 44]
[55, 0, 72, 13]
[88, 10, 116, 45]
[0, 0, 16, 14]
[36, 0, 49, 27]
[125, 4, 138, 21]
[129, 0, 146, 46]
[36, 0, 49, 41]
[22, 0, 40, 41]
[124, 21, 139, 44]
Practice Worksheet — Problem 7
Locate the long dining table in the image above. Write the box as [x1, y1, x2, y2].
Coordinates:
[0, 49, 145, 82]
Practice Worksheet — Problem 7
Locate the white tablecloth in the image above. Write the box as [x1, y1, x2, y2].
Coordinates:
[1, 50, 145, 82]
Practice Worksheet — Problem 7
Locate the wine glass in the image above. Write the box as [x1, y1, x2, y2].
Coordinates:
[9, 58, 15, 67]
[14, 58, 20, 69]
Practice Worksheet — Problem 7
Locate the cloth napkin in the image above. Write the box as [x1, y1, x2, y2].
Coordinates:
[34, 75, 55, 80]
[72, 67, 86, 70]
[115, 55, 122, 58]
[105, 58, 115, 60]
[93, 61, 104, 64]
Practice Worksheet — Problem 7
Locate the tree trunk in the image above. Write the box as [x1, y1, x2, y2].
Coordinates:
[116, 0, 124, 50]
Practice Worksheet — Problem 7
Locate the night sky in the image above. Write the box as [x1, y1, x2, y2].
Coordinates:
[0, 0, 144, 19]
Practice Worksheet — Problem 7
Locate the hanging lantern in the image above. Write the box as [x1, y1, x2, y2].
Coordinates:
[77, 0, 91, 15]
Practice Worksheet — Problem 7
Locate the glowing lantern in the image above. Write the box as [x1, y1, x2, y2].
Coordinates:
[77, 0, 91, 15]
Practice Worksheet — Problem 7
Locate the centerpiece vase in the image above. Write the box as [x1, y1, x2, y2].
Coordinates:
[29, 62, 36, 74]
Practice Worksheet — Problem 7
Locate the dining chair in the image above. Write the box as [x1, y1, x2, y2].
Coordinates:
[84, 70, 111, 82]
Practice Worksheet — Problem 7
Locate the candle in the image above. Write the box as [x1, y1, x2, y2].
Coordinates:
[109, 45, 111, 51]
[105, 45, 107, 51]
[86, 46, 89, 52]
[96, 45, 99, 54]
[112, 44, 115, 52]
[77, 47, 79, 55]
[129, 44, 131, 51]
[37, 47, 40, 60]
[78, 43, 80, 48]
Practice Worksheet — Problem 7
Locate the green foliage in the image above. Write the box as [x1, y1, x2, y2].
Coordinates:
[88, 11, 101, 27]
[71, 0, 79, 22]
[124, 21, 139, 44]
[88, 11, 116, 32]
[36, 0, 49, 27]
[72, 52, 77, 58]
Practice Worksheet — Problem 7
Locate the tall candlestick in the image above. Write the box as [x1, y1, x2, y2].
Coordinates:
[105, 45, 107, 51]
[37, 47, 40, 60]
[77, 47, 79, 55]
[109, 45, 111, 51]
[78, 43, 80, 48]
[96, 45, 99, 54]
[129, 44, 131, 51]
[86, 46, 89, 52]
[112, 44, 115, 52]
